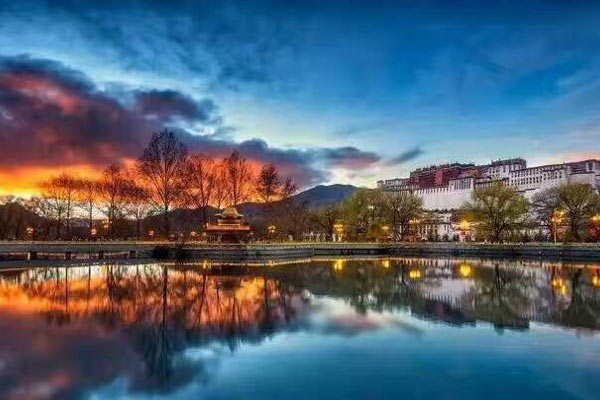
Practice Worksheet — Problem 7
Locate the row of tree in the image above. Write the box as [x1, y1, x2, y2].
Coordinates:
[309, 182, 600, 243]
[465, 182, 600, 242]
[23, 130, 298, 239]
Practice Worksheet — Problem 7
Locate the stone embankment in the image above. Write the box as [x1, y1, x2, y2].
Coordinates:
[0, 241, 598, 262]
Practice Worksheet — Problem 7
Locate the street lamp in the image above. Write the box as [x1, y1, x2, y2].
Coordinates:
[26, 227, 34, 240]
[333, 222, 344, 242]
[459, 264, 472, 278]
[409, 218, 420, 241]
[381, 225, 390, 239]
[591, 214, 600, 243]
[409, 269, 422, 280]
[148, 230, 155, 239]
[551, 210, 565, 244]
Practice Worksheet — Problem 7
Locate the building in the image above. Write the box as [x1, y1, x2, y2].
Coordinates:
[377, 157, 600, 240]
[378, 158, 600, 210]
[205, 207, 251, 243]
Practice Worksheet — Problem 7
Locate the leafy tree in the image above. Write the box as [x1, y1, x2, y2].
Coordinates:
[557, 183, 600, 241]
[386, 191, 423, 240]
[310, 205, 342, 239]
[463, 183, 529, 242]
[341, 189, 389, 240]
[531, 187, 561, 240]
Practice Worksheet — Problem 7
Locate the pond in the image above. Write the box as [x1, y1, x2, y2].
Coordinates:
[0, 257, 599, 399]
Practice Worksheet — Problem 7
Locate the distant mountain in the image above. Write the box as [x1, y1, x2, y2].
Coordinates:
[237, 184, 358, 217]
[289, 184, 358, 209]
[142, 184, 360, 228]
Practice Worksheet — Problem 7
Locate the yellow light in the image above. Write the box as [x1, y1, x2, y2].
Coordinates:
[559, 284, 568, 296]
[459, 220, 470, 231]
[190, 231, 197, 237]
[267, 225, 276, 234]
[333, 259, 345, 271]
[592, 275, 600, 287]
[90, 228, 97, 236]
[333, 223, 344, 233]
[148, 230, 155, 237]
[381, 260, 390, 268]
[382, 225, 390, 232]
[26, 227, 34, 234]
[551, 278, 564, 287]
[459, 264, 472, 278]
[409, 269, 422, 279]
[591, 214, 600, 224]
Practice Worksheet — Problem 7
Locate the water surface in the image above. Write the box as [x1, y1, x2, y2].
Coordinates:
[0, 257, 599, 399]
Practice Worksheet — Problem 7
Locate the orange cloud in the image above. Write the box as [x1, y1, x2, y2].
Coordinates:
[0, 165, 104, 197]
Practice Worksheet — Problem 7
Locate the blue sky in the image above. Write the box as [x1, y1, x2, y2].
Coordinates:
[0, 0, 599, 190]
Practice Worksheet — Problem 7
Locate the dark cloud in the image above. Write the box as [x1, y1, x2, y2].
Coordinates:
[134, 90, 218, 123]
[385, 146, 424, 165]
[318, 146, 380, 168]
[0, 55, 382, 188]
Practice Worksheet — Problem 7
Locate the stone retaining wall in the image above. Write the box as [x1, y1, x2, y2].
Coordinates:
[0, 242, 598, 262]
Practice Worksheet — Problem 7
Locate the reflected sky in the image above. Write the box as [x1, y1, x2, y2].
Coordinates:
[0, 258, 599, 399]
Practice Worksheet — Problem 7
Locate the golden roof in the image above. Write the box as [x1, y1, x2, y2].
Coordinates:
[217, 206, 244, 219]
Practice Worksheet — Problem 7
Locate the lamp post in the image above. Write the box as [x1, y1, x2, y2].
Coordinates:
[458, 220, 471, 241]
[26, 227, 34, 241]
[333, 222, 344, 242]
[267, 225, 276, 242]
[409, 218, 420, 241]
[591, 214, 600, 242]
[551, 210, 565, 244]
[381, 225, 390, 241]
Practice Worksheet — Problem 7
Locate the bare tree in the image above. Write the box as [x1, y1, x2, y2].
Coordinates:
[126, 183, 152, 239]
[40, 172, 78, 239]
[281, 176, 298, 199]
[76, 178, 100, 237]
[256, 164, 298, 204]
[256, 164, 281, 203]
[137, 129, 188, 237]
[223, 149, 253, 206]
[99, 164, 131, 238]
[186, 154, 217, 225]
[25, 196, 53, 238]
[212, 161, 228, 211]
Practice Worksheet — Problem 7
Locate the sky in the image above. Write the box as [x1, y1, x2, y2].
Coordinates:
[1, 0, 600, 195]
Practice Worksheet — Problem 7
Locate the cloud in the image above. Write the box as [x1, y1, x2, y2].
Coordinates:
[134, 90, 218, 123]
[317, 146, 380, 168]
[0, 55, 382, 190]
[385, 146, 424, 165]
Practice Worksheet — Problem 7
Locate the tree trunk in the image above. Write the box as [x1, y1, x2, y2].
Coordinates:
[163, 205, 170, 238]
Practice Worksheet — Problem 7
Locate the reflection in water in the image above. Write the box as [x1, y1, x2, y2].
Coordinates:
[0, 258, 599, 398]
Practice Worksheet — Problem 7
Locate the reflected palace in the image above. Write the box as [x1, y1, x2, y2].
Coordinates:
[0, 258, 599, 399]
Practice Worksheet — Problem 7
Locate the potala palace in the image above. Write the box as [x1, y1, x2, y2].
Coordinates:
[377, 157, 600, 240]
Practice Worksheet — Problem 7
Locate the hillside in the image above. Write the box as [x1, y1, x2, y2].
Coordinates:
[289, 184, 358, 209]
